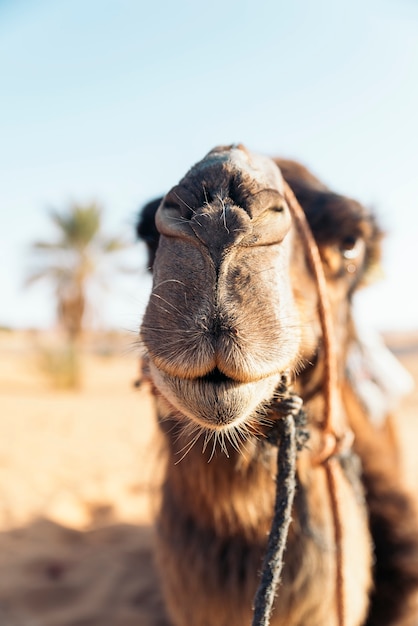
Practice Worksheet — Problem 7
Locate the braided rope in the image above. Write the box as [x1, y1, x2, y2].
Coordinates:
[252, 414, 297, 626]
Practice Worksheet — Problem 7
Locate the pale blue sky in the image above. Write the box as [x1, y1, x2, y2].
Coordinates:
[1, 0, 418, 331]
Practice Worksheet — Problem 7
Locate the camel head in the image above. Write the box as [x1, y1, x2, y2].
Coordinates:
[139, 144, 382, 434]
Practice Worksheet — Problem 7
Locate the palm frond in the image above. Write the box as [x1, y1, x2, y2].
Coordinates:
[50, 203, 102, 248]
[31, 241, 69, 251]
[101, 236, 131, 253]
[24, 269, 51, 286]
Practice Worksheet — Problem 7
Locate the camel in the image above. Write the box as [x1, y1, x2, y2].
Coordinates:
[137, 144, 418, 626]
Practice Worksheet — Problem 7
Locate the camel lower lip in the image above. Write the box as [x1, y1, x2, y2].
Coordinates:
[149, 362, 280, 429]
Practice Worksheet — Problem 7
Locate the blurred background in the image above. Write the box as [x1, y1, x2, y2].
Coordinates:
[1, 0, 418, 331]
[0, 1, 417, 624]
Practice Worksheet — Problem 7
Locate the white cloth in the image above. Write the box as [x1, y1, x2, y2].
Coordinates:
[346, 323, 414, 427]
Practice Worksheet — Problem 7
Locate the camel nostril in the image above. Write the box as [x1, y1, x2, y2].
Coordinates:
[210, 316, 239, 340]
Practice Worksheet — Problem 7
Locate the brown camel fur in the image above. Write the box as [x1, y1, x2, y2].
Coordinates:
[137, 145, 418, 626]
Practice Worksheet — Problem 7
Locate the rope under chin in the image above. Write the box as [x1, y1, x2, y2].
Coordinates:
[251, 404, 298, 626]
[251, 181, 348, 626]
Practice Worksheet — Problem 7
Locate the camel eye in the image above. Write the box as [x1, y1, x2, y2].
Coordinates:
[340, 236, 362, 259]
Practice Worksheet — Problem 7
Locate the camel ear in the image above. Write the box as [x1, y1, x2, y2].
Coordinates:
[136, 197, 163, 272]
[352, 211, 385, 289]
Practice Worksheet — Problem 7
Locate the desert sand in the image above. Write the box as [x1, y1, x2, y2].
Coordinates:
[0, 329, 417, 626]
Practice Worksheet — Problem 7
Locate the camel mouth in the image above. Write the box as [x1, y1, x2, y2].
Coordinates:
[149, 361, 281, 430]
[197, 368, 234, 385]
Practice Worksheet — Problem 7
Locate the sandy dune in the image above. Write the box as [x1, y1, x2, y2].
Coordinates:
[0, 330, 417, 626]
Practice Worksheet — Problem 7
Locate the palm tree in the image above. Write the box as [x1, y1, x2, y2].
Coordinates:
[26, 202, 129, 340]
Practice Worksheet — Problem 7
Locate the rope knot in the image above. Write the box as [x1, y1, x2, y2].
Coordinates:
[267, 373, 309, 451]
[312, 428, 355, 466]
